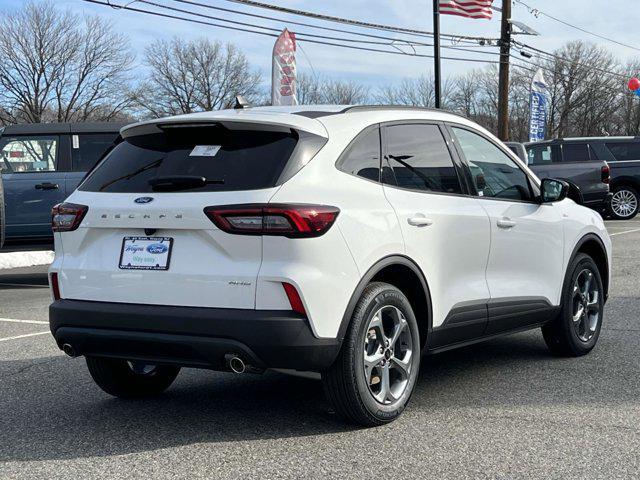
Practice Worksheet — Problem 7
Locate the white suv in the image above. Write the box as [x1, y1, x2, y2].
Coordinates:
[49, 105, 612, 426]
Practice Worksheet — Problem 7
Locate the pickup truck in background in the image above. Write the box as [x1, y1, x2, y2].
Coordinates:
[505, 139, 612, 215]
[587, 137, 640, 220]
[0, 123, 124, 250]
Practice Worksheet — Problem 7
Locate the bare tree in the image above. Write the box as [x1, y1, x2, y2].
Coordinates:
[451, 70, 482, 117]
[296, 73, 324, 105]
[294, 74, 369, 105]
[0, 1, 134, 124]
[134, 38, 262, 117]
[614, 59, 640, 136]
[376, 75, 455, 109]
[373, 42, 640, 141]
[321, 79, 369, 105]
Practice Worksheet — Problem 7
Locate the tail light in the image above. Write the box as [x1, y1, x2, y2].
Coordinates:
[601, 165, 610, 184]
[204, 204, 339, 238]
[282, 282, 306, 316]
[52, 203, 88, 232]
[50, 272, 61, 300]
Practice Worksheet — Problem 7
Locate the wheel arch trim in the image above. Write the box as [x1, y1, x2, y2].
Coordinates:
[336, 255, 433, 342]
[610, 176, 640, 190]
[567, 232, 610, 301]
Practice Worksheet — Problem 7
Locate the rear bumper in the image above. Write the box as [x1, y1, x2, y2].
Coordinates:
[49, 300, 341, 372]
[583, 192, 612, 210]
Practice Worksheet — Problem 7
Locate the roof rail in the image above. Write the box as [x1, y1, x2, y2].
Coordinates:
[339, 104, 467, 119]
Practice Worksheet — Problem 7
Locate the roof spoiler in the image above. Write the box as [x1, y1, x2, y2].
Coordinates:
[121, 111, 329, 139]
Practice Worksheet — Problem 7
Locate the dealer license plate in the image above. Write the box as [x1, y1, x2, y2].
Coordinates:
[119, 236, 173, 270]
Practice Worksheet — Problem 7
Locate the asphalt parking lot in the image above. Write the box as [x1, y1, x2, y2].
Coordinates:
[0, 220, 639, 479]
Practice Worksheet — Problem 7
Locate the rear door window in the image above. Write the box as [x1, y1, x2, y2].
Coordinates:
[384, 124, 463, 194]
[80, 126, 299, 193]
[606, 142, 640, 161]
[0, 136, 58, 173]
[561, 143, 590, 162]
[527, 145, 554, 165]
[71, 133, 120, 172]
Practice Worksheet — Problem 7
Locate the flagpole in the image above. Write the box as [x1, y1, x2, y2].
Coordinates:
[433, 0, 441, 109]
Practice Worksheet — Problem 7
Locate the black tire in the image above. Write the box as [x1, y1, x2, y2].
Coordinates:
[609, 185, 639, 220]
[86, 356, 180, 398]
[322, 282, 421, 427]
[542, 253, 604, 357]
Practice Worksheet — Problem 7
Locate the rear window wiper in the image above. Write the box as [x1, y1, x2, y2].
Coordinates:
[148, 175, 225, 192]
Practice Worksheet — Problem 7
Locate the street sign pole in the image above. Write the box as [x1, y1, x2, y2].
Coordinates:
[433, 0, 442, 109]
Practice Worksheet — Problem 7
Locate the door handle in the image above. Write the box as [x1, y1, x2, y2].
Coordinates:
[497, 217, 516, 229]
[35, 182, 59, 190]
[407, 216, 434, 227]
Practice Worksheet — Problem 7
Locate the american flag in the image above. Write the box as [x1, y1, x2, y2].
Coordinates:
[439, 0, 494, 19]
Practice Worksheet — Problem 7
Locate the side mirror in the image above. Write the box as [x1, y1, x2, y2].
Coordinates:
[540, 178, 569, 203]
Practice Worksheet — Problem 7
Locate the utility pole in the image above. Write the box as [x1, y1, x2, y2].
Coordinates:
[497, 0, 511, 141]
[433, 0, 441, 109]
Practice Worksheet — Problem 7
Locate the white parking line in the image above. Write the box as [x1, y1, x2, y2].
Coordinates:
[610, 228, 640, 237]
[0, 318, 48, 325]
[0, 331, 49, 342]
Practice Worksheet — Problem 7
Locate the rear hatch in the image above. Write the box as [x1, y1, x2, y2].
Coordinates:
[57, 118, 326, 309]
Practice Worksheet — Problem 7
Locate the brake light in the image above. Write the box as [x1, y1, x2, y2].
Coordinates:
[50, 272, 61, 300]
[282, 282, 306, 316]
[52, 203, 88, 232]
[601, 165, 610, 184]
[204, 204, 339, 238]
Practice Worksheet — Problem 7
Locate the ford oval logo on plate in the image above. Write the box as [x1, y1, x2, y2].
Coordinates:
[146, 243, 168, 254]
[134, 197, 154, 204]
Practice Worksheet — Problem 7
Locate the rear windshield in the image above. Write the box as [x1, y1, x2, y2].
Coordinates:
[79, 125, 298, 193]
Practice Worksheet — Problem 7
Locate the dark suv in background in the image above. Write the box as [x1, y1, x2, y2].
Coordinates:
[515, 139, 611, 215]
[523, 138, 639, 220]
[0, 122, 124, 249]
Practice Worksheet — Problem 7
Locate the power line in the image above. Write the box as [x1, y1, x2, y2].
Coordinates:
[139, 0, 419, 47]
[509, 52, 629, 90]
[221, 0, 496, 43]
[168, 0, 488, 47]
[84, 0, 501, 64]
[512, 40, 628, 80]
[514, 0, 640, 54]
[143, 0, 500, 56]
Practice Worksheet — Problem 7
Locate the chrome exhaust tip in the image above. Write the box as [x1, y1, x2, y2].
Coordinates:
[227, 355, 246, 374]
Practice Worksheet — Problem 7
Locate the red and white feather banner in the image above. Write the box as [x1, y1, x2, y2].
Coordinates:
[439, 0, 494, 19]
[271, 29, 297, 106]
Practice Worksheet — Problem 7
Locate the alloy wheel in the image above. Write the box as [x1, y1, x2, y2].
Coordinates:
[362, 305, 414, 405]
[572, 269, 600, 342]
[611, 189, 638, 218]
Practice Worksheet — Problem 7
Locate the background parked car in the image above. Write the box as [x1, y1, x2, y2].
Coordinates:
[593, 137, 640, 220]
[504, 140, 611, 214]
[0, 123, 124, 250]
[504, 141, 528, 164]
[522, 138, 640, 219]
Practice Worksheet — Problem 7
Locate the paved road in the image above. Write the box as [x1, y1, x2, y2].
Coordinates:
[1, 221, 639, 479]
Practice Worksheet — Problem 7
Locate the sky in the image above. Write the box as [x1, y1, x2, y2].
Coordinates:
[1, 0, 638, 91]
